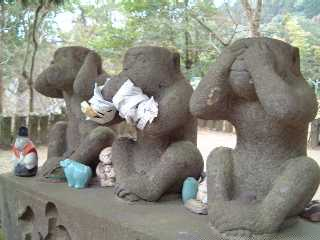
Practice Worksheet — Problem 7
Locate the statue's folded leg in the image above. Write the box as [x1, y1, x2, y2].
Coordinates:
[206, 147, 243, 233]
[47, 121, 68, 159]
[69, 126, 115, 169]
[38, 121, 67, 178]
[207, 152, 320, 237]
[111, 137, 135, 183]
[114, 141, 203, 202]
[256, 156, 320, 234]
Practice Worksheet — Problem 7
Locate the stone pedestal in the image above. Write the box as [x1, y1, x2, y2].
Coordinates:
[0, 174, 319, 240]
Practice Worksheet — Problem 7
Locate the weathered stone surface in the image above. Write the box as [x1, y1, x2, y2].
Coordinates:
[0, 115, 12, 147]
[100, 46, 203, 202]
[310, 119, 320, 148]
[0, 174, 320, 240]
[39, 115, 49, 144]
[35, 46, 115, 178]
[28, 115, 39, 143]
[190, 37, 320, 238]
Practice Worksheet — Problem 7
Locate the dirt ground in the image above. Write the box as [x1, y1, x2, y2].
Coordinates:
[1, 129, 320, 199]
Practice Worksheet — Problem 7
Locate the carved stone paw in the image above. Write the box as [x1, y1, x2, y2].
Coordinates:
[210, 201, 258, 235]
[114, 181, 140, 202]
[221, 229, 253, 239]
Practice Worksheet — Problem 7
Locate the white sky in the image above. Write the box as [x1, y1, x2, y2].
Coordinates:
[56, 12, 74, 32]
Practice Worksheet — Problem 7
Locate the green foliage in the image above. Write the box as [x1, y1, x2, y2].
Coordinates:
[299, 0, 320, 18]
[58, 0, 226, 81]
[263, 14, 320, 82]
[20, 0, 64, 8]
[2, 0, 320, 102]
[61, 0, 319, 92]
[0, 228, 4, 240]
[0, 0, 62, 91]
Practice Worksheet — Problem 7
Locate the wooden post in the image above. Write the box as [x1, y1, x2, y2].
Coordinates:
[310, 119, 319, 148]
[39, 115, 49, 144]
[49, 113, 65, 126]
[215, 121, 223, 131]
[14, 116, 27, 136]
[28, 115, 39, 143]
[198, 119, 206, 128]
[207, 120, 215, 130]
[0, 115, 12, 147]
[224, 121, 234, 133]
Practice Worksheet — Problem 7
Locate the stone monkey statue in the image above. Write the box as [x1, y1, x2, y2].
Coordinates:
[35, 46, 115, 179]
[190, 38, 320, 238]
[100, 46, 204, 202]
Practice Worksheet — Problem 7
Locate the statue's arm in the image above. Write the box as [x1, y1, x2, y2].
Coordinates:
[245, 43, 317, 124]
[251, 67, 316, 124]
[190, 64, 232, 120]
[190, 41, 246, 120]
[143, 80, 192, 136]
[73, 51, 102, 100]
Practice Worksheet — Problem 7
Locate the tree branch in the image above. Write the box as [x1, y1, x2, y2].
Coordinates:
[28, 0, 45, 113]
[223, 1, 240, 45]
[240, 0, 262, 37]
[190, 14, 228, 46]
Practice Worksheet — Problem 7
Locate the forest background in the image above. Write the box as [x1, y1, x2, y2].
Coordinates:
[0, 0, 319, 115]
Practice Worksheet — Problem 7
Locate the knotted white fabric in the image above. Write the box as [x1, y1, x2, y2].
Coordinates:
[81, 82, 117, 124]
[89, 83, 116, 115]
[82, 79, 158, 130]
[112, 79, 158, 130]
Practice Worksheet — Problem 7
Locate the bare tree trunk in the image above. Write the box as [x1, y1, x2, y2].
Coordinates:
[0, 2, 5, 114]
[21, 16, 32, 93]
[240, 0, 263, 37]
[28, 1, 45, 114]
[184, 31, 192, 70]
[184, 0, 193, 71]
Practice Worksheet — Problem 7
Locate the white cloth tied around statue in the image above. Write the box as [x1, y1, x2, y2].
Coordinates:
[112, 80, 158, 130]
[81, 81, 117, 125]
[82, 79, 158, 130]
[89, 82, 116, 120]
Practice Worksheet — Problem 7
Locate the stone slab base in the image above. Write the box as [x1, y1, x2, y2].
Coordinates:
[0, 173, 319, 240]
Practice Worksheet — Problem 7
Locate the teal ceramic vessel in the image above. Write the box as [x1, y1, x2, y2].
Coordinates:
[60, 159, 92, 189]
[182, 177, 199, 204]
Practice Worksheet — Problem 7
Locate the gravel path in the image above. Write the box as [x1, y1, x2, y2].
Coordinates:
[1, 129, 320, 199]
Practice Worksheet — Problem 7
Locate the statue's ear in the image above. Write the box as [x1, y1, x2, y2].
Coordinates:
[172, 52, 181, 72]
[291, 47, 301, 76]
[35, 69, 63, 98]
[73, 51, 102, 100]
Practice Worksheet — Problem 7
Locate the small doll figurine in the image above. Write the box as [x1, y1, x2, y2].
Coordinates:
[96, 147, 116, 187]
[12, 127, 38, 177]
